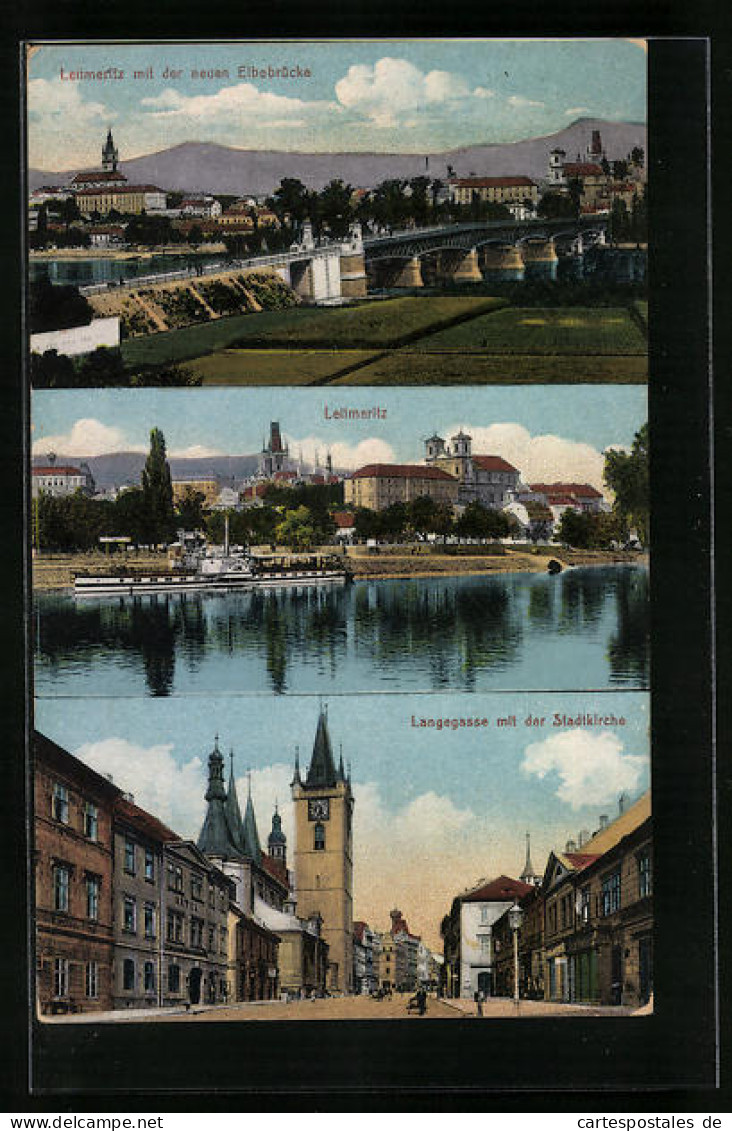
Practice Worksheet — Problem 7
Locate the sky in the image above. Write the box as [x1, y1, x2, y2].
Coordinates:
[35, 690, 650, 950]
[27, 39, 646, 168]
[32, 385, 647, 496]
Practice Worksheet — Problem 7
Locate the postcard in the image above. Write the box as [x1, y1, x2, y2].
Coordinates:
[22, 35, 715, 1100]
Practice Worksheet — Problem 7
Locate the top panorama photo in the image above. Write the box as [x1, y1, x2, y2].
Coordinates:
[27, 40, 647, 388]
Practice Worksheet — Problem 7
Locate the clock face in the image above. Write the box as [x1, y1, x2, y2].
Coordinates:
[308, 798, 330, 821]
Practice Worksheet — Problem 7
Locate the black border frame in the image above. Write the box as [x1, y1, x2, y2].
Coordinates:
[2, 19, 724, 1109]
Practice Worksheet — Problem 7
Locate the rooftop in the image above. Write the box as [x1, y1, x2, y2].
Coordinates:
[350, 463, 457, 482]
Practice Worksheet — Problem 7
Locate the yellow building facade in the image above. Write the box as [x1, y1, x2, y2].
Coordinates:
[344, 464, 459, 512]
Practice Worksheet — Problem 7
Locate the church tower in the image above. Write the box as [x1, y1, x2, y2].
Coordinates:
[291, 709, 354, 993]
[520, 831, 539, 886]
[102, 128, 119, 173]
[268, 805, 287, 868]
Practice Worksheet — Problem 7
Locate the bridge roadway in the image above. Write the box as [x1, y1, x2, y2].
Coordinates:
[363, 216, 608, 260]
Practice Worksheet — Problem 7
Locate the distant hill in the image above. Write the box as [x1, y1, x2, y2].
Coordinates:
[29, 118, 646, 197]
[32, 452, 261, 490]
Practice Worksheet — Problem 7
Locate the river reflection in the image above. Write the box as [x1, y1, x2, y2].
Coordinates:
[33, 565, 649, 697]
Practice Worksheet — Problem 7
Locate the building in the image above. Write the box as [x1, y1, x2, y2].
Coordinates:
[353, 921, 378, 994]
[291, 709, 354, 993]
[32, 457, 95, 499]
[76, 184, 167, 217]
[492, 884, 545, 1000]
[34, 733, 121, 1015]
[180, 196, 222, 219]
[196, 738, 285, 1002]
[542, 793, 652, 1008]
[441, 874, 535, 999]
[69, 129, 128, 192]
[389, 909, 421, 991]
[344, 463, 459, 512]
[425, 431, 521, 509]
[527, 483, 607, 525]
[258, 422, 293, 480]
[448, 176, 539, 209]
[171, 478, 221, 507]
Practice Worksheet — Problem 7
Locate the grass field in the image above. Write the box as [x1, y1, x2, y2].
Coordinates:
[186, 349, 381, 385]
[330, 351, 647, 384]
[414, 306, 647, 354]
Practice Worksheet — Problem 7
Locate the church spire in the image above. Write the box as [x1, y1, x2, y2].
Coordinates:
[102, 127, 119, 173]
[267, 802, 287, 865]
[241, 786, 262, 866]
[197, 736, 242, 860]
[520, 831, 538, 885]
[305, 707, 338, 788]
[224, 748, 246, 855]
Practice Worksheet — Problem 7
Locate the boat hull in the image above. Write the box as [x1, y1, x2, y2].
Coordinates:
[73, 570, 349, 597]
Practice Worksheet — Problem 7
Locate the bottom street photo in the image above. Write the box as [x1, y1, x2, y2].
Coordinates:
[32, 690, 651, 1023]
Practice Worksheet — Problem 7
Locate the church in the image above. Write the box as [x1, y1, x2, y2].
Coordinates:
[424, 429, 521, 509]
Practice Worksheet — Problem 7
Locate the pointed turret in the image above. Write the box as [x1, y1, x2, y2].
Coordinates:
[337, 744, 345, 783]
[197, 736, 242, 860]
[102, 127, 119, 173]
[306, 708, 338, 788]
[241, 774, 262, 865]
[291, 745, 302, 787]
[520, 831, 538, 886]
[224, 749, 246, 855]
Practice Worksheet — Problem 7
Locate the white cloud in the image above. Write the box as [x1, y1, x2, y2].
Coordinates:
[565, 106, 591, 117]
[445, 421, 608, 493]
[521, 730, 646, 810]
[27, 78, 113, 168]
[507, 95, 546, 109]
[284, 433, 396, 471]
[31, 417, 141, 458]
[76, 738, 205, 833]
[335, 58, 469, 127]
[473, 86, 496, 99]
[170, 444, 223, 459]
[140, 82, 334, 125]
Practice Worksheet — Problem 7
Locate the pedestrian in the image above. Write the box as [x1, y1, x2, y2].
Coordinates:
[476, 989, 484, 1017]
[418, 987, 427, 1016]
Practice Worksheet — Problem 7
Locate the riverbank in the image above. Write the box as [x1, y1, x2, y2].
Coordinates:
[31, 546, 647, 591]
[29, 244, 226, 260]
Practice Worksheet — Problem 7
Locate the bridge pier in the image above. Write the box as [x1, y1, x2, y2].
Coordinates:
[521, 239, 558, 281]
[480, 245, 525, 283]
[451, 248, 484, 284]
[392, 256, 424, 288]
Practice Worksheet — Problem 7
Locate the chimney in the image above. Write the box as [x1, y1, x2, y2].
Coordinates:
[565, 839, 577, 853]
[599, 814, 609, 830]
[618, 792, 628, 815]
[578, 829, 590, 848]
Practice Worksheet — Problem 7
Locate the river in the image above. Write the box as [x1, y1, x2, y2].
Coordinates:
[33, 565, 649, 698]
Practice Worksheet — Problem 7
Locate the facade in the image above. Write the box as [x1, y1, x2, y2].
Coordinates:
[76, 185, 167, 217]
[258, 421, 293, 479]
[542, 794, 652, 1008]
[492, 884, 545, 1000]
[345, 463, 459, 512]
[32, 460, 95, 499]
[425, 431, 520, 509]
[449, 176, 538, 208]
[528, 482, 606, 514]
[291, 710, 354, 993]
[353, 920, 378, 994]
[442, 874, 535, 999]
[34, 733, 121, 1015]
[171, 478, 221, 507]
[260, 898, 329, 998]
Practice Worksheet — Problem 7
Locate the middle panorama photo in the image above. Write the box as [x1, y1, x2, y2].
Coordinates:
[32, 385, 649, 699]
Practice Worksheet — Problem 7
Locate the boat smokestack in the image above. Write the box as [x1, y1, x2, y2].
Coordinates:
[224, 513, 230, 557]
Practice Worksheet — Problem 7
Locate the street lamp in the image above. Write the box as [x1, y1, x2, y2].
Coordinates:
[508, 902, 524, 1008]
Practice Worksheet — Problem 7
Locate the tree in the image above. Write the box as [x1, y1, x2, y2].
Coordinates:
[60, 196, 80, 230]
[556, 508, 596, 548]
[612, 159, 629, 181]
[275, 506, 316, 551]
[29, 276, 93, 334]
[30, 349, 77, 388]
[187, 223, 203, 246]
[176, 487, 207, 530]
[603, 423, 649, 545]
[630, 146, 645, 169]
[537, 192, 577, 220]
[316, 179, 354, 238]
[609, 197, 630, 244]
[456, 501, 509, 540]
[141, 427, 175, 545]
[77, 346, 126, 386]
[268, 178, 311, 228]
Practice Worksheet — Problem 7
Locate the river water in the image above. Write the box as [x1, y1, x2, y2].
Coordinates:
[33, 565, 649, 698]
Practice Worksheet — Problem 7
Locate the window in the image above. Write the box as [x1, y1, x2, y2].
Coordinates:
[637, 850, 652, 899]
[53, 864, 70, 912]
[208, 887, 216, 909]
[144, 903, 156, 938]
[144, 961, 155, 994]
[123, 895, 137, 933]
[314, 822, 326, 851]
[86, 876, 100, 921]
[480, 906, 489, 925]
[579, 886, 591, 924]
[85, 961, 99, 999]
[168, 964, 180, 994]
[208, 925, 215, 951]
[53, 957, 69, 997]
[53, 782, 69, 824]
[191, 873, 203, 901]
[144, 848, 155, 882]
[191, 917, 204, 948]
[122, 958, 135, 991]
[601, 869, 622, 916]
[124, 840, 136, 875]
[220, 926, 228, 955]
[480, 934, 490, 957]
[167, 910, 184, 943]
[84, 802, 98, 841]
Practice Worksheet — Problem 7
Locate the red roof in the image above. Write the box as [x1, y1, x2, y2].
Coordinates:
[463, 875, 535, 903]
[114, 796, 180, 843]
[546, 495, 579, 507]
[472, 455, 518, 473]
[261, 854, 289, 890]
[350, 463, 457, 481]
[563, 163, 605, 178]
[353, 920, 369, 943]
[33, 465, 84, 476]
[563, 852, 601, 871]
[451, 176, 536, 188]
[333, 511, 355, 528]
[76, 184, 163, 196]
[273, 470, 297, 481]
[71, 170, 128, 185]
[530, 482, 603, 499]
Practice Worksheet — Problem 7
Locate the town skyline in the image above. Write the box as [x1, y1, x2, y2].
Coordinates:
[35, 691, 649, 951]
[28, 40, 646, 170]
[32, 386, 647, 496]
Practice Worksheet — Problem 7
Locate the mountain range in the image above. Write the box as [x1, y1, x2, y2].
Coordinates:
[29, 117, 646, 197]
[33, 452, 261, 490]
